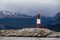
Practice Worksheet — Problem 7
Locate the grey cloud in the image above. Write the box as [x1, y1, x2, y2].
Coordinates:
[0, 0, 60, 17]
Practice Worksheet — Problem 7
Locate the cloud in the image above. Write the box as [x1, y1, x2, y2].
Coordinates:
[0, 0, 60, 17]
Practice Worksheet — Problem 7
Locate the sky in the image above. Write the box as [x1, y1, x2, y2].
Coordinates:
[0, 0, 60, 17]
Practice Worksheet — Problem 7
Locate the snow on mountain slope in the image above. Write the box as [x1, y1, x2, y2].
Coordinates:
[0, 11, 33, 18]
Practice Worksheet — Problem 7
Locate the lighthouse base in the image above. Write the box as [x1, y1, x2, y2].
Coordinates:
[36, 24, 40, 28]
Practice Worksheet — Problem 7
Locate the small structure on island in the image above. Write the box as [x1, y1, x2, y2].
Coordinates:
[36, 13, 41, 28]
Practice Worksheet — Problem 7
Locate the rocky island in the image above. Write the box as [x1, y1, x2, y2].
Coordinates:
[0, 28, 60, 38]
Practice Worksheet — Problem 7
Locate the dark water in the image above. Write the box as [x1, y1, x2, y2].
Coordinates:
[0, 18, 60, 32]
[0, 18, 36, 29]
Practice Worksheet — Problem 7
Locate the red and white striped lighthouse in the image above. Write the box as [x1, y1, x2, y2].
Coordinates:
[36, 13, 41, 28]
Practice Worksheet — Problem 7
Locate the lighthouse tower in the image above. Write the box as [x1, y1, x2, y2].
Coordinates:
[36, 13, 41, 28]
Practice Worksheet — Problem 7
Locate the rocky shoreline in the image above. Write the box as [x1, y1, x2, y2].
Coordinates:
[0, 28, 60, 37]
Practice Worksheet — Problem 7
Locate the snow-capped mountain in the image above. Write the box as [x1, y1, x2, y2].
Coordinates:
[0, 11, 5, 18]
[3, 11, 16, 16]
[0, 11, 33, 18]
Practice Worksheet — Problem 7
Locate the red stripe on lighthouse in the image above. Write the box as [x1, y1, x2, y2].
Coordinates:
[36, 13, 41, 28]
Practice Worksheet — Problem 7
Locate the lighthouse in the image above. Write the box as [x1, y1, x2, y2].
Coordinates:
[36, 13, 41, 28]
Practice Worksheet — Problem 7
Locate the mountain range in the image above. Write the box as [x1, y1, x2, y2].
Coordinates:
[0, 11, 33, 18]
[0, 11, 60, 31]
[0, 11, 60, 25]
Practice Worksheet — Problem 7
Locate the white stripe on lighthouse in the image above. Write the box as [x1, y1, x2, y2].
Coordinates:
[37, 19, 41, 24]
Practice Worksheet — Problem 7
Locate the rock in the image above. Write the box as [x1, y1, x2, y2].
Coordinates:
[0, 28, 60, 37]
[47, 32, 60, 38]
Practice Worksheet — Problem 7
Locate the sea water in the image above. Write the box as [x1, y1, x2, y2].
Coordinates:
[0, 18, 36, 29]
[0, 37, 60, 40]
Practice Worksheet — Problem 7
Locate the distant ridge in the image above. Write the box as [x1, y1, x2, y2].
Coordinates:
[54, 12, 60, 19]
[0, 11, 60, 31]
[0, 11, 33, 18]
